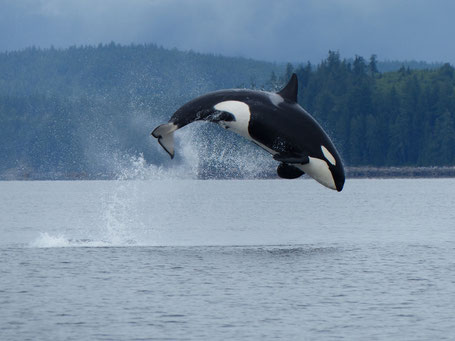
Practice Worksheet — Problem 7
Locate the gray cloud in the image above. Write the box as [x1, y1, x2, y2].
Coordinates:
[1, 0, 454, 63]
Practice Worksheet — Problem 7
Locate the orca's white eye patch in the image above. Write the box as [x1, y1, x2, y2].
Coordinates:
[321, 145, 336, 166]
[214, 101, 250, 117]
[213, 101, 252, 139]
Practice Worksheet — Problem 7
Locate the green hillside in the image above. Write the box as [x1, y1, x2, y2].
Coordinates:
[0, 45, 454, 179]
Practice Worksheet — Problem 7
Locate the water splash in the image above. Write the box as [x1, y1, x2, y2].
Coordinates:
[168, 123, 276, 179]
[110, 121, 276, 181]
[98, 177, 150, 246]
[89, 123, 276, 247]
[29, 232, 114, 248]
[28, 122, 278, 248]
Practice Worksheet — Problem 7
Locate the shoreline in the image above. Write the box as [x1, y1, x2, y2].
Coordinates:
[2, 167, 455, 180]
[346, 166, 455, 178]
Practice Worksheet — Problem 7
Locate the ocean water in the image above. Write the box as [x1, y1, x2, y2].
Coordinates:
[1, 179, 455, 340]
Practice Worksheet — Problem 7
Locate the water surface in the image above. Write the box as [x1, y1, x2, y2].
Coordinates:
[1, 179, 454, 340]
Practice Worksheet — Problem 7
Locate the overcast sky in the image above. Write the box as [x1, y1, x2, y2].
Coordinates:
[1, 0, 454, 64]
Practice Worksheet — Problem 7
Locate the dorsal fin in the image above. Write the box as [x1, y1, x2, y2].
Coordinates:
[277, 73, 298, 102]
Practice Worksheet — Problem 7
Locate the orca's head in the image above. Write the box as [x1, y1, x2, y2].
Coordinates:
[329, 161, 345, 192]
[301, 144, 345, 192]
[320, 144, 345, 192]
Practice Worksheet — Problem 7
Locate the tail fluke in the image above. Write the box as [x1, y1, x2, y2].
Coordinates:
[151, 123, 178, 159]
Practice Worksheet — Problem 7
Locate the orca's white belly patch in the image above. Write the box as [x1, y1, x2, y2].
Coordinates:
[297, 157, 336, 190]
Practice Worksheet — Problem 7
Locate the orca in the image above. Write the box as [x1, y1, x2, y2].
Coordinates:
[152, 74, 345, 191]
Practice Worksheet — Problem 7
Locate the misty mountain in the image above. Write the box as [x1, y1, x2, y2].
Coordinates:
[0, 44, 454, 179]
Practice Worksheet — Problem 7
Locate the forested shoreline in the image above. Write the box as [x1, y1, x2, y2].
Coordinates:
[1, 44, 454, 179]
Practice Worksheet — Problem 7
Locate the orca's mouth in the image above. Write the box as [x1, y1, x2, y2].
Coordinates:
[333, 168, 345, 192]
[336, 180, 344, 192]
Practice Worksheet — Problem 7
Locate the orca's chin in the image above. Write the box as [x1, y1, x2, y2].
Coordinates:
[333, 169, 345, 192]
[298, 157, 339, 191]
[335, 181, 344, 192]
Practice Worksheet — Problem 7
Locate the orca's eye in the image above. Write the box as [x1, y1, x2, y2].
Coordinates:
[209, 111, 235, 123]
[218, 111, 235, 122]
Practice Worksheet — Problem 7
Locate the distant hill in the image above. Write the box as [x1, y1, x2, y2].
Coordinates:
[0, 43, 283, 179]
[0, 45, 454, 179]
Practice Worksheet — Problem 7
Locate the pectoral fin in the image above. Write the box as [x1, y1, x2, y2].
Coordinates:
[273, 152, 309, 164]
[277, 162, 305, 179]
